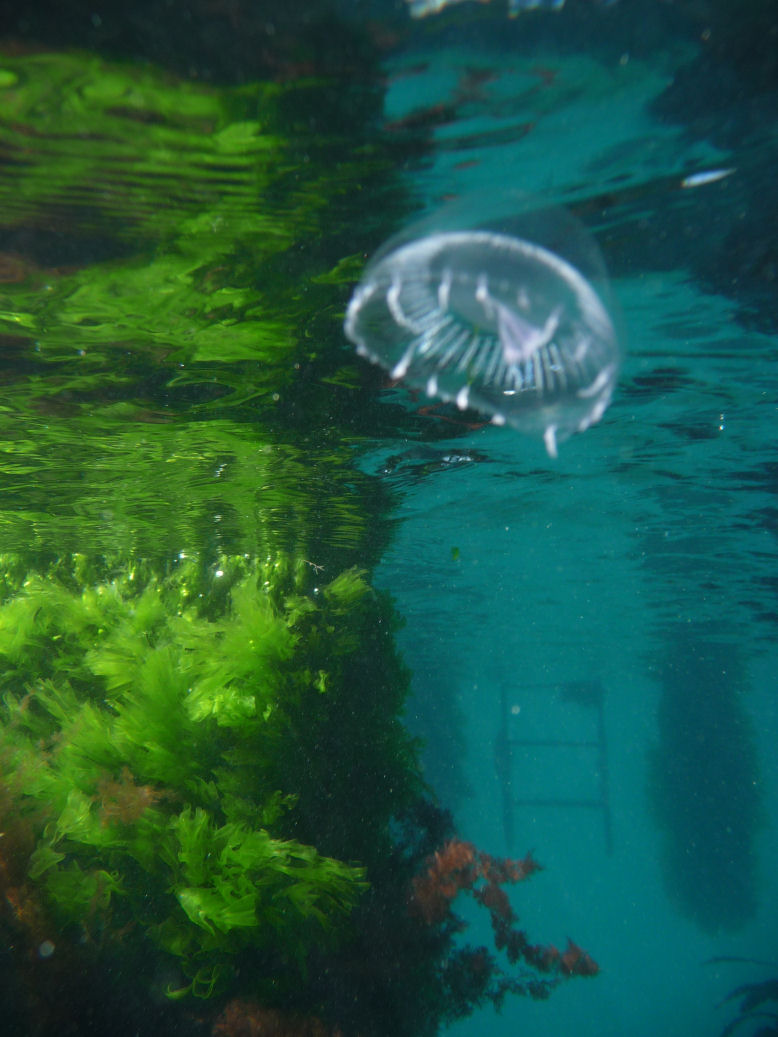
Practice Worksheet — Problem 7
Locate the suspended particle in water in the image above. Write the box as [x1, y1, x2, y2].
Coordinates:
[344, 200, 620, 457]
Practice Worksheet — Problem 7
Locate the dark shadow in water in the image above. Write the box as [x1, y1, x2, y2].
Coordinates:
[648, 627, 762, 933]
[0, 0, 390, 84]
[647, 0, 778, 332]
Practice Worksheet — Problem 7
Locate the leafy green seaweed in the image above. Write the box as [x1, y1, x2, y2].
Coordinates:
[0, 552, 420, 998]
[0, 41, 442, 1034]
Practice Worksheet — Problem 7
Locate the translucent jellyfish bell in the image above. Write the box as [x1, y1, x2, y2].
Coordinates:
[344, 199, 620, 457]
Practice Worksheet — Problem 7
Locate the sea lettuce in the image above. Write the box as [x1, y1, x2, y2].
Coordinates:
[0, 553, 419, 997]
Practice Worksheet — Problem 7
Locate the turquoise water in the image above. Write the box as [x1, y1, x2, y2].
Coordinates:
[369, 9, 777, 1037]
[1, 2, 776, 1035]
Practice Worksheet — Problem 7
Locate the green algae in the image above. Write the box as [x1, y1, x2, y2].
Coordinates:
[0, 49, 399, 566]
[0, 36, 605, 1036]
[0, 552, 418, 998]
[0, 42, 430, 1029]
[0, 412, 386, 566]
[0, 49, 386, 414]
[0, 52, 286, 243]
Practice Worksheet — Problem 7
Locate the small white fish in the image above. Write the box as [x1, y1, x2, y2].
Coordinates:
[680, 168, 736, 189]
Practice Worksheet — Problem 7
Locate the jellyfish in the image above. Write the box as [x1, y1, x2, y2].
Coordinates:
[344, 202, 620, 457]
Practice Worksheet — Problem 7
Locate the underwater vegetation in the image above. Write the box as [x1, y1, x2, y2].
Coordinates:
[709, 958, 778, 1037]
[207, 821, 599, 1037]
[0, 33, 600, 1037]
[410, 838, 598, 996]
[0, 553, 598, 1036]
[0, 47, 408, 568]
[0, 554, 403, 1001]
[719, 981, 778, 1036]
[0, 50, 377, 402]
[212, 1001, 340, 1036]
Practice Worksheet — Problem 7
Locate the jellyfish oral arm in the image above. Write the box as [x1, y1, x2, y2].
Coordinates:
[497, 302, 561, 364]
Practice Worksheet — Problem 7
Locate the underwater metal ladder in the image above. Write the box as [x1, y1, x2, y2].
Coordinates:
[494, 679, 613, 855]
